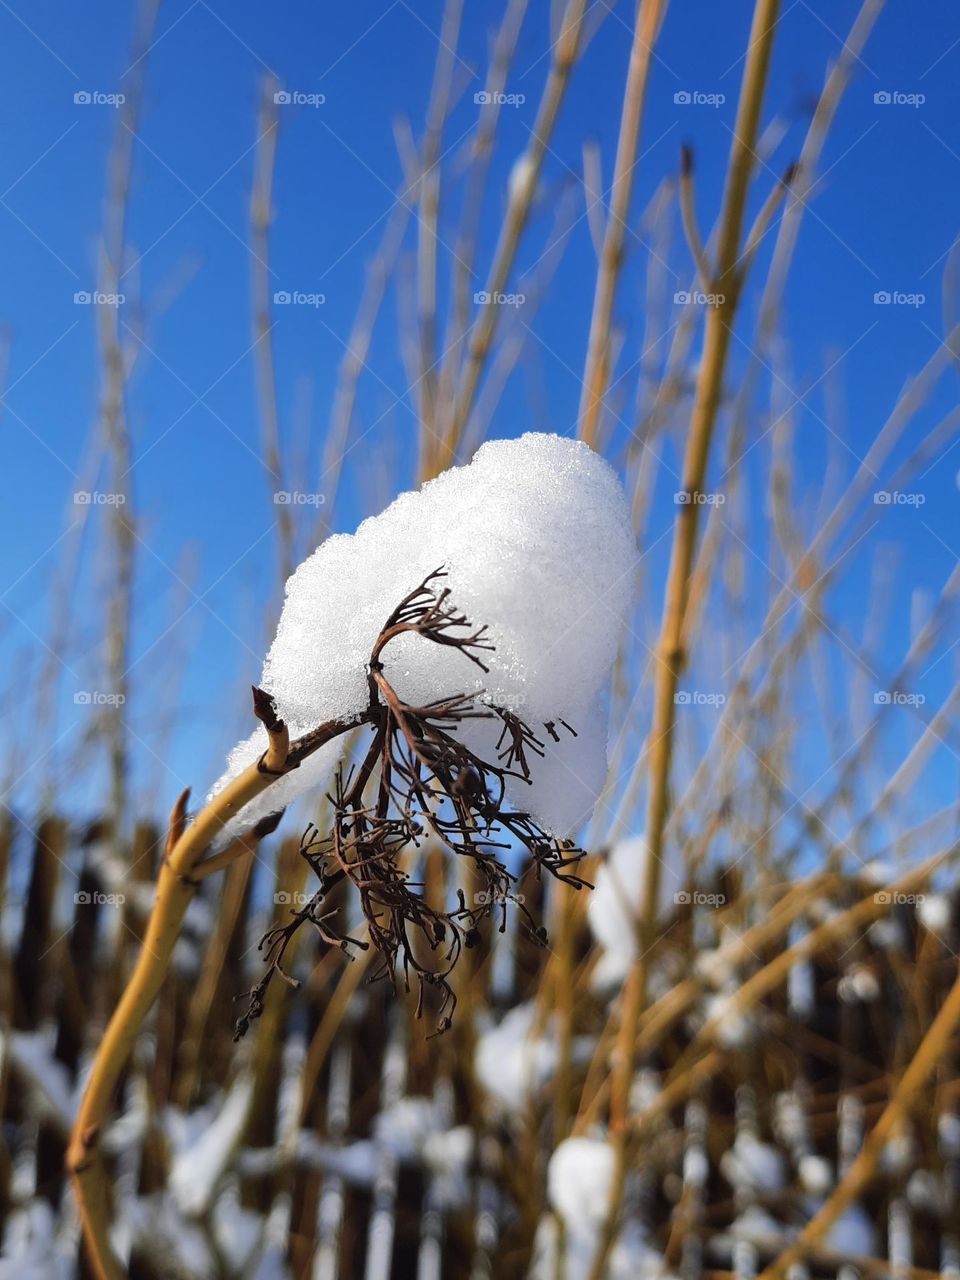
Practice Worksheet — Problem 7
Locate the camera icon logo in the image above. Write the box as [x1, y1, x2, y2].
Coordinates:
[75, 891, 92, 904]
[74, 291, 92, 304]
[673, 890, 692, 904]
[874, 690, 891, 704]
[74, 690, 92, 704]
[274, 491, 291, 504]
[674, 290, 690, 304]
[874, 91, 891, 105]
[274, 891, 291, 904]
[674, 690, 691, 705]
[474, 91, 491, 105]
[273, 290, 291, 305]
[74, 91, 92, 105]
[674, 91, 691, 105]
[474, 291, 491, 304]
[274, 91, 292, 105]
[874, 290, 891, 304]
[874, 490, 891, 504]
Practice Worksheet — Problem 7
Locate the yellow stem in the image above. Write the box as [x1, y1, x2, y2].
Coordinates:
[66, 713, 358, 1279]
[586, 4, 781, 1275]
[759, 962, 960, 1280]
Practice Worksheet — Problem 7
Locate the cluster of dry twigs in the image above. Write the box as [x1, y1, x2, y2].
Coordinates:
[234, 568, 585, 1040]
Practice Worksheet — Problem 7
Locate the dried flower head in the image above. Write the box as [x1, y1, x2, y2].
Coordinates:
[235, 568, 590, 1037]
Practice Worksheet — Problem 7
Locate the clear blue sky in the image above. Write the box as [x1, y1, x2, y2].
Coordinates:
[1, 1, 958, 826]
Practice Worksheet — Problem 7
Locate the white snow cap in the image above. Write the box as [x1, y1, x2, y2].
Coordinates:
[547, 1137, 615, 1226]
[720, 1134, 786, 1194]
[588, 836, 684, 985]
[474, 1001, 594, 1111]
[798, 1153, 833, 1195]
[917, 892, 951, 933]
[211, 433, 636, 836]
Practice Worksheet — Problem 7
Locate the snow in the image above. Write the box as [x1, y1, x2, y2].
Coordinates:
[167, 1075, 253, 1217]
[289, 1097, 473, 1209]
[372, 1095, 438, 1160]
[917, 893, 951, 933]
[211, 1189, 262, 1274]
[529, 1216, 674, 1280]
[210, 433, 636, 837]
[1, 1031, 74, 1134]
[694, 939, 740, 990]
[727, 1205, 786, 1244]
[819, 1201, 875, 1256]
[720, 1134, 786, 1194]
[114, 1193, 215, 1278]
[939, 1111, 960, 1155]
[547, 1137, 615, 1226]
[0, 1199, 72, 1278]
[798, 1154, 833, 1195]
[703, 992, 757, 1049]
[474, 1002, 593, 1111]
[422, 1126, 474, 1206]
[588, 836, 684, 985]
[541, 1141, 675, 1279]
[838, 965, 880, 1003]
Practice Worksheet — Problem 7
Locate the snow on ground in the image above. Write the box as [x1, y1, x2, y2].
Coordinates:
[0, 1199, 73, 1279]
[539, 1138, 675, 1279]
[1, 1030, 74, 1135]
[588, 836, 684, 985]
[474, 1001, 593, 1112]
[210, 433, 636, 837]
[168, 1074, 253, 1217]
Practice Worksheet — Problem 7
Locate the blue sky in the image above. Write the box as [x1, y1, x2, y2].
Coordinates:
[1, 0, 958, 829]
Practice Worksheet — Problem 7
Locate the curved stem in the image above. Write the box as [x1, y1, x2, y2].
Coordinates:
[759, 962, 960, 1280]
[66, 713, 361, 1279]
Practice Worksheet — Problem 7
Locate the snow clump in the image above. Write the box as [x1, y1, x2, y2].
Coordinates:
[588, 835, 684, 985]
[210, 433, 636, 839]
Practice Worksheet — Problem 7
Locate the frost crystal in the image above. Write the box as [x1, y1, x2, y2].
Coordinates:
[211, 433, 636, 837]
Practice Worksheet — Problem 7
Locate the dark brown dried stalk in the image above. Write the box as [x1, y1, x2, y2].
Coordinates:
[235, 568, 588, 1037]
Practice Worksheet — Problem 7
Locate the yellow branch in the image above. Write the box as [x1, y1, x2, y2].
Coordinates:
[66, 707, 360, 1279]
[759, 962, 960, 1280]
